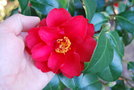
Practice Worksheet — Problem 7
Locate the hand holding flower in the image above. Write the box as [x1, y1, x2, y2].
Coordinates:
[0, 14, 54, 90]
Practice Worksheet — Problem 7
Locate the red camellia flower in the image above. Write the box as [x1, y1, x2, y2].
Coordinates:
[25, 8, 96, 78]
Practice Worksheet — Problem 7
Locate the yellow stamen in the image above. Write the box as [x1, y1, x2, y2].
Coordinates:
[55, 36, 71, 54]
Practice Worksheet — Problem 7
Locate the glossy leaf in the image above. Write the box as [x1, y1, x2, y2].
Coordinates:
[69, 0, 75, 16]
[106, 31, 124, 57]
[91, 12, 109, 31]
[18, 0, 29, 13]
[82, 0, 97, 21]
[95, 0, 105, 11]
[127, 62, 134, 71]
[43, 75, 65, 90]
[118, 2, 126, 13]
[119, 11, 134, 23]
[84, 25, 114, 73]
[30, 0, 58, 15]
[121, 30, 133, 46]
[98, 50, 122, 81]
[116, 11, 134, 33]
[111, 80, 126, 90]
[57, 0, 68, 8]
[30, 0, 74, 16]
[22, 6, 31, 15]
[73, 0, 85, 16]
[97, 30, 123, 81]
[59, 74, 82, 89]
[106, 6, 114, 15]
[59, 73, 102, 90]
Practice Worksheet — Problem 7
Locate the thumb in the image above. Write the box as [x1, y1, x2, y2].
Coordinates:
[0, 14, 40, 35]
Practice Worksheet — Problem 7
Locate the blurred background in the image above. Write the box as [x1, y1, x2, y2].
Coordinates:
[0, 0, 19, 21]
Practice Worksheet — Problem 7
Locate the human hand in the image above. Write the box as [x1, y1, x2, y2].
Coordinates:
[0, 14, 54, 90]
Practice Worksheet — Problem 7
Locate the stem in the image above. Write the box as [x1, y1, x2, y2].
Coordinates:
[122, 59, 129, 63]
[126, 80, 134, 88]
[109, 15, 116, 31]
[111, 5, 116, 15]
[99, 79, 108, 85]
[95, 30, 101, 34]
[121, 76, 133, 82]
[120, 76, 134, 88]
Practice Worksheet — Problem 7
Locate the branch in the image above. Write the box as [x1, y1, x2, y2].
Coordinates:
[120, 76, 134, 88]
[111, 6, 116, 15]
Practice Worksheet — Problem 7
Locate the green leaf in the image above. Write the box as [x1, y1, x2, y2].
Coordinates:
[57, 0, 68, 8]
[22, 6, 31, 15]
[111, 80, 126, 90]
[74, 0, 85, 16]
[43, 75, 65, 90]
[30, 0, 58, 15]
[59, 74, 82, 89]
[116, 11, 134, 33]
[98, 50, 122, 81]
[130, 88, 134, 90]
[106, 31, 124, 57]
[121, 30, 133, 46]
[30, 0, 74, 16]
[118, 2, 126, 13]
[119, 11, 134, 23]
[57, 0, 75, 15]
[80, 83, 102, 90]
[18, 0, 32, 15]
[58, 0, 74, 12]
[133, 0, 134, 4]
[127, 62, 134, 71]
[97, 30, 123, 81]
[91, 12, 109, 31]
[106, 6, 114, 15]
[68, 0, 75, 16]
[95, 0, 105, 11]
[82, 0, 97, 21]
[84, 26, 114, 73]
[18, 0, 29, 13]
[59, 73, 102, 90]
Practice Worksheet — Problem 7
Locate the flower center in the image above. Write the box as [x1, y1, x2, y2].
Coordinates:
[55, 36, 71, 54]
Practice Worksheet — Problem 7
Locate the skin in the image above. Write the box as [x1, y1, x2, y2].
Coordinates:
[0, 14, 54, 90]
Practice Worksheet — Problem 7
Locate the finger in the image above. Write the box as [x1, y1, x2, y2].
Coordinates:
[18, 32, 28, 41]
[0, 14, 40, 35]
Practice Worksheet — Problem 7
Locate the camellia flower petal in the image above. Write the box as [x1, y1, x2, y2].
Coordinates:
[31, 43, 52, 62]
[76, 36, 97, 62]
[38, 27, 60, 45]
[25, 8, 97, 78]
[60, 51, 82, 77]
[48, 52, 65, 73]
[25, 28, 41, 49]
[39, 18, 47, 27]
[61, 16, 88, 41]
[46, 8, 71, 27]
[34, 61, 51, 72]
[87, 23, 95, 37]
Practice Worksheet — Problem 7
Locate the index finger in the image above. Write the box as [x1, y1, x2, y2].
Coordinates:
[0, 14, 40, 35]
